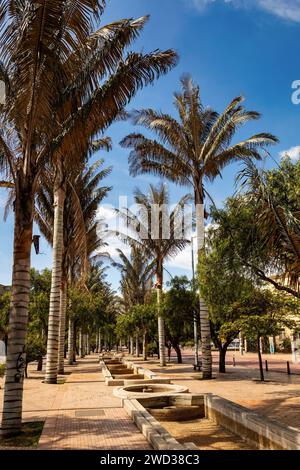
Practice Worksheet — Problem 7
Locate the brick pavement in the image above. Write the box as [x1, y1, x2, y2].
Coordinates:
[1, 351, 300, 449]
[0, 356, 150, 450]
[133, 351, 300, 430]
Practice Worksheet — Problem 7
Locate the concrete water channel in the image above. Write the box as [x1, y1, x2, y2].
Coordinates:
[101, 356, 300, 450]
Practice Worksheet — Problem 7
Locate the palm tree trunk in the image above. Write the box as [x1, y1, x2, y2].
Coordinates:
[0, 189, 34, 437]
[79, 330, 83, 357]
[45, 186, 66, 383]
[86, 334, 89, 355]
[67, 318, 74, 365]
[156, 273, 166, 366]
[130, 336, 134, 355]
[196, 200, 212, 379]
[73, 324, 77, 362]
[96, 331, 99, 353]
[58, 277, 67, 374]
[98, 331, 102, 353]
[135, 334, 140, 357]
[142, 331, 148, 361]
[239, 332, 244, 355]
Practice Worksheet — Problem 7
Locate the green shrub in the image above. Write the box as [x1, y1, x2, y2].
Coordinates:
[280, 337, 292, 353]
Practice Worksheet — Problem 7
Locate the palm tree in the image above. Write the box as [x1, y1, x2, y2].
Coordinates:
[117, 183, 191, 366]
[113, 246, 154, 355]
[120, 76, 278, 378]
[36, 157, 112, 375]
[113, 246, 154, 310]
[0, 3, 177, 435]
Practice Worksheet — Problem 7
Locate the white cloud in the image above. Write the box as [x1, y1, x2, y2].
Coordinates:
[258, 0, 300, 22]
[166, 247, 193, 271]
[279, 145, 300, 160]
[187, 0, 300, 23]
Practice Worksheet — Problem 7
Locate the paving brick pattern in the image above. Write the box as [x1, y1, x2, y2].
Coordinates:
[1, 350, 300, 450]
[135, 351, 300, 431]
[0, 356, 150, 450]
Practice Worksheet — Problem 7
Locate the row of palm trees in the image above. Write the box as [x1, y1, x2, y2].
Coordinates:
[116, 183, 191, 366]
[0, 1, 278, 437]
[120, 77, 278, 377]
[0, 1, 177, 437]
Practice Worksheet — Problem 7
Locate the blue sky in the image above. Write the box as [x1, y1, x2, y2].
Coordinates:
[1, 0, 300, 290]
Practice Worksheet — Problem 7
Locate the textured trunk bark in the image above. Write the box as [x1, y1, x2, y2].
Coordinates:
[258, 337, 264, 381]
[130, 336, 134, 356]
[86, 334, 89, 355]
[173, 343, 182, 364]
[45, 186, 66, 383]
[135, 334, 140, 357]
[37, 357, 43, 371]
[73, 324, 77, 363]
[142, 331, 148, 361]
[79, 329, 83, 357]
[67, 319, 74, 365]
[194, 313, 200, 367]
[58, 277, 67, 374]
[98, 331, 102, 353]
[195, 199, 212, 379]
[1, 181, 33, 437]
[239, 332, 244, 355]
[219, 345, 228, 373]
[96, 330, 99, 353]
[156, 277, 166, 366]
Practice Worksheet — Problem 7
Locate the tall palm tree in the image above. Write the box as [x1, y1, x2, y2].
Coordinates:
[0, 3, 177, 435]
[46, 139, 111, 380]
[120, 76, 278, 378]
[36, 157, 112, 375]
[113, 246, 154, 310]
[117, 183, 191, 366]
[113, 246, 154, 356]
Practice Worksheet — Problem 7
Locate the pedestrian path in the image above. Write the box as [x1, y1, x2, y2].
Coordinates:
[37, 356, 150, 450]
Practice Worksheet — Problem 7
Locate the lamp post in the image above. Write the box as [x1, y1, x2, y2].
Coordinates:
[191, 236, 200, 369]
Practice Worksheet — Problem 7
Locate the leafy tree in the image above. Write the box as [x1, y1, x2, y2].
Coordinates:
[29, 269, 51, 338]
[162, 277, 196, 363]
[199, 229, 257, 372]
[212, 157, 300, 301]
[220, 290, 299, 381]
[24, 334, 46, 379]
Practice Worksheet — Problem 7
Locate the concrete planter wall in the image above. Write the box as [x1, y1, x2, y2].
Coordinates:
[204, 394, 300, 450]
[123, 393, 300, 451]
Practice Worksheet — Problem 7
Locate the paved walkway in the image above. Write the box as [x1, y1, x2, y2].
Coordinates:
[1, 351, 300, 449]
[0, 356, 150, 450]
[133, 351, 300, 431]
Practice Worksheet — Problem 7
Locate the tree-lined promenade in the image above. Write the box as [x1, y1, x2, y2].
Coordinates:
[0, 0, 299, 445]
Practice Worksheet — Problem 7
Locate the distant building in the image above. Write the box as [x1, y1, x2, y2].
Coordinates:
[0, 284, 10, 296]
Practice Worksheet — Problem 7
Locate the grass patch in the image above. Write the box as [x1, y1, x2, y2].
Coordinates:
[57, 378, 66, 384]
[0, 421, 44, 448]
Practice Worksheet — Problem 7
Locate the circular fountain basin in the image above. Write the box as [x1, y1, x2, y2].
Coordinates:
[113, 383, 188, 399]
